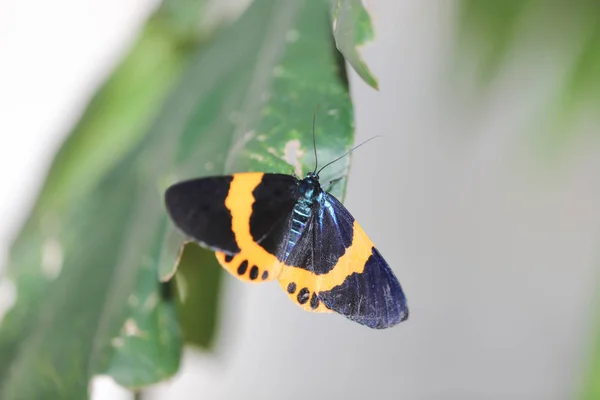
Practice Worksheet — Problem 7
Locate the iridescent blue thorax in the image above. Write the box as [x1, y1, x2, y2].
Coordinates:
[297, 174, 322, 203]
[283, 173, 324, 258]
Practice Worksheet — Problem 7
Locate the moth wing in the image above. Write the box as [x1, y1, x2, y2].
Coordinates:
[216, 173, 300, 282]
[165, 175, 240, 253]
[165, 173, 299, 282]
[279, 192, 409, 328]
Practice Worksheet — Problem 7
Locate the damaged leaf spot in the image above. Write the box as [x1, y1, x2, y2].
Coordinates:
[250, 153, 265, 162]
[283, 139, 304, 176]
[41, 238, 63, 280]
[285, 29, 300, 43]
[123, 318, 143, 337]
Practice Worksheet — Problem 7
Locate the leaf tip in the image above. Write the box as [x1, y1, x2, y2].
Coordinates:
[159, 241, 189, 282]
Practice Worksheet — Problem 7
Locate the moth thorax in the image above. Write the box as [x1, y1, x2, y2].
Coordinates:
[298, 177, 321, 203]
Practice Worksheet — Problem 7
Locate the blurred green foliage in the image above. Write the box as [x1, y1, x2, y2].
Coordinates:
[457, 0, 600, 156]
[458, 2, 600, 398]
[0, 0, 377, 398]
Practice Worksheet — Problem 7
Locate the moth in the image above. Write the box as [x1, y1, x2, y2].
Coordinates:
[165, 130, 408, 329]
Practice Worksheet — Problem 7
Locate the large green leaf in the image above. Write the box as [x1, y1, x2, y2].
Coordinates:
[159, 0, 354, 335]
[0, 0, 354, 397]
[36, 6, 209, 215]
[0, 0, 211, 396]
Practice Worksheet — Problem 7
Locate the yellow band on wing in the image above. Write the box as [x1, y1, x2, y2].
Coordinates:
[222, 172, 372, 314]
[220, 173, 283, 282]
[278, 221, 373, 311]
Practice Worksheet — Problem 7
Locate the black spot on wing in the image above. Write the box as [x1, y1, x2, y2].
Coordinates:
[165, 176, 239, 253]
[249, 265, 259, 280]
[310, 292, 319, 309]
[249, 174, 299, 257]
[237, 260, 248, 276]
[287, 282, 297, 294]
[318, 247, 409, 329]
[297, 288, 310, 304]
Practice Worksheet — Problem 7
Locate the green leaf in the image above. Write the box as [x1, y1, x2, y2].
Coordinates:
[547, 13, 600, 156]
[0, 157, 182, 398]
[37, 16, 197, 215]
[456, 1, 600, 158]
[582, 303, 600, 400]
[457, 4, 600, 397]
[174, 243, 223, 350]
[0, 0, 210, 396]
[456, 0, 534, 84]
[0, 0, 354, 397]
[331, 0, 379, 89]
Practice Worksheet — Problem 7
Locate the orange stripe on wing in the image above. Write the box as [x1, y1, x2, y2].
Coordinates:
[218, 173, 284, 282]
[278, 221, 373, 311]
[221, 172, 373, 315]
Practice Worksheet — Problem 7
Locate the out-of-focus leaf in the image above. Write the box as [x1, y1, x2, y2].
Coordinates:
[582, 299, 600, 400]
[457, 0, 534, 83]
[174, 243, 223, 349]
[37, 10, 205, 215]
[331, 0, 379, 89]
[554, 13, 600, 119]
[0, 0, 354, 397]
[0, 0, 212, 395]
[456, 1, 600, 155]
[0, 154, 183, 397]
[457, 3, 600, 397]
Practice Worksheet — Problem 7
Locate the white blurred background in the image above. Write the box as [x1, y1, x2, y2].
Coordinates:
[1, 1, 600, 399]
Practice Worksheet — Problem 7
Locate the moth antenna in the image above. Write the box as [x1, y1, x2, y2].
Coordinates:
[316, 135, 382, 177]
[312, 104, 321, 174]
